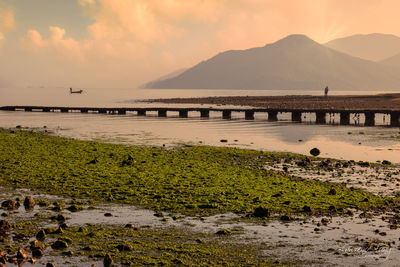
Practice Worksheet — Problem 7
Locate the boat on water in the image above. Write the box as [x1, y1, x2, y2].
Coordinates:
[69, 88, 84, 94]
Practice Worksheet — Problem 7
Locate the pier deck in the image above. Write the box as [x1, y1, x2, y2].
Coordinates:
[1, 103, 400, 127]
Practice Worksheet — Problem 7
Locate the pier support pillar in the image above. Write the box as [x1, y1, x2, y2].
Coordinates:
[98, 109, 107, 114]
[117, 109, 126, 115]
[24, 107, 32, 112]
[364, 112, 375, 126]
[268, 111, 278, 121]
[316, 111, 326, 124]
[390, 112, 400, 127]
[61, 108, 69, 113]
[81, 109, 88, 113]
[340, 112, 350, 125]
[200, 109, 209, 118]
[42, 108, 50, 112]
[291, 111, 302, 122]
[137, 110, 146, 116]
[158, 110, 167, 117]
[222, 110, 231, 119]
[179, 110, 188, 118]
[245, 111, 255, 120]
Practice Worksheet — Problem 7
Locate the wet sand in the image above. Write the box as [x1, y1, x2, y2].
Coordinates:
[146, 93, 400, 111]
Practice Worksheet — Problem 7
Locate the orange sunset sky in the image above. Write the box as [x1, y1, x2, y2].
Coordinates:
[0, 0, 399, 88]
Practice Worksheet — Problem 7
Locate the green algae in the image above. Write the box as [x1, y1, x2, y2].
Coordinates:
[0, 129, 397, 216]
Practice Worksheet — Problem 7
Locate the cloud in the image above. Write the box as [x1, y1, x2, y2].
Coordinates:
[9, 0, 400, 88]
[0, 2, 15, 33]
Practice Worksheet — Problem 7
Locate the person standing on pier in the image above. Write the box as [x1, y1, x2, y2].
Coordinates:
[324, 86, 329, 97]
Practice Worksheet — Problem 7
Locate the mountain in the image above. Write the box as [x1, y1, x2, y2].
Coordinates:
[140, 68, 187, 89]
[380, 52, 400, 67]
[325, 33, 400, 61]
[145, 34, 400, 91]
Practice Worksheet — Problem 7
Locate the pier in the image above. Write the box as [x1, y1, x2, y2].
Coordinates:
[1, 105, 400, 127]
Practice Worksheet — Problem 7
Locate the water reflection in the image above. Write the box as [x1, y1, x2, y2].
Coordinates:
[0, 110, 399, 163]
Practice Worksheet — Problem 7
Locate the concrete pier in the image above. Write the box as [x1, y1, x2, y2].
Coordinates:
[137, 110, 146, 116]
[222, 110, 231, 119]
[316, 111, 326, 124]
[158, 110, 167, 117]
[340, 111, 350, 125]
[390, 112, 400, 127]
[245, 110, 254, 120]
[2, 105, 400, 127]
[200, 109, 209, 118]
[268, 111, 278, 121]
[179, 110, 188, 118]
[291, 111, 302, 122]
[364, 112, 375, 126]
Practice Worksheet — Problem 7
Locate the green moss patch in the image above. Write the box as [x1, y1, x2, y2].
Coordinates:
[0, 129, 396, 215]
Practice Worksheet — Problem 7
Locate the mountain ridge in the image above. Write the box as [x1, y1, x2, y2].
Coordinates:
[145, 34, 400, 91]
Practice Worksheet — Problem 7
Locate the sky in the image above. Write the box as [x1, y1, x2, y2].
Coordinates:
[0, 0, 400, 88]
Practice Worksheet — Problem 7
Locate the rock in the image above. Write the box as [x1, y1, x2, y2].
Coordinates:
[36, 229, 46, 240]
[56, 214, 66, 222]
[46, 263, 56, 267]
[328, 188, 337, 195]
[321, 218, 330, 225]
[67, 205, 83, 212]
[116, 244, 132, 252]
[23, 196, 35, 210]
[280, 215, 294, 221]
[30, 240, 45, 250]
[215, 229, 232, 235]
[17, 247, 28, 260]
[303, 205, 313, 213]
[253, 207, 270, 218]
[29, 258, 37, 264]
[124, 224, 134, 228]
[104, 213, 112, 217]
[51, 240, 68, 250]
[0, 220, 11, 232]
[53, 227, 64, 234]
[59, 223, 68, 230]
[104, 253, 113, 267]
[310, 148, 320, 157]
[1, 200, 19, 210]
[328, 205, 337, 212]
[32, 248, 43, 258]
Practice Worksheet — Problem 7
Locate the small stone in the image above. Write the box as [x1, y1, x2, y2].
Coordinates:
[104, 253, 113, 267]
[215, 229, 232, 235]
[30, 240, 45, 250]
[17, 247, 28, 260]
[124, 224, 134, 228]
[29, 258, 37, 264]
[23, 196, 35, 210]
[280, 215, 294, 221]
[303, 206, 313, 213]
[36, 229, 46, 241]
[1, 200, 19, 210]
[32, 249, 43, 258]
[116, 244, 132, 252]
[328, 188, 337, 195]
[51, 240, 68, 250]
[59, 223, 68, 230]
[46, 263, 56, 267]
[253, 207, 270, 218]
[0, 220, 11, 232]
[104, 213, 112, 217]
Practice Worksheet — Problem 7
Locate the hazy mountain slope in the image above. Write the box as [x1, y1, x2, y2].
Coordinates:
[140, 68, 188, 89]
[380, 52, 400, 67]
[147, 34, 400, 90]
[325, 33, 400, 61]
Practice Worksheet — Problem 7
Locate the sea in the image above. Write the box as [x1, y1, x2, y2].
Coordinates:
[1, 86, 400, 163]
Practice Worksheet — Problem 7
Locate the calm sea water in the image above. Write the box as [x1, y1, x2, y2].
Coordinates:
[1, 87, 400, 163]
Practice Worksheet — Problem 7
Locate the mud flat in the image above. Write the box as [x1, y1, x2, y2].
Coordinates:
[1, 129, 400, 266]
[145, 93, 400, 111]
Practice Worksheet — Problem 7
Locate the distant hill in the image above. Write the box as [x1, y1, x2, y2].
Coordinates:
[380, 52, 400, 67]
[140, 68, 187, 89]
[325, 33, 400, 61]
[145, 34, 400, 91]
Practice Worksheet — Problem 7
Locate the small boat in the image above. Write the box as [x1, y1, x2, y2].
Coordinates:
[70, 88, 83, 94]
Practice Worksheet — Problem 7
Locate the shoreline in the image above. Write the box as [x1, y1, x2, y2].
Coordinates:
[144, 93, 400, 111]
[1, 128, 400, 265]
